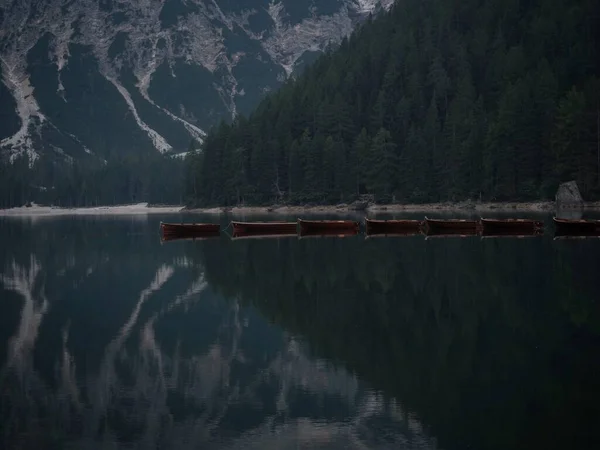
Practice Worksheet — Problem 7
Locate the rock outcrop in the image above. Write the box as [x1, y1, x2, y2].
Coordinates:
[556, 181, 584, 208]
[0, 0, 394, 164]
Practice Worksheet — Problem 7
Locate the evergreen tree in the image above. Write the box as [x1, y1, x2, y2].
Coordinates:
[182, 0, 600, 205]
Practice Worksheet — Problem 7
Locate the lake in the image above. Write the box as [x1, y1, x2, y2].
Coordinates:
[1, 213, 599, 450]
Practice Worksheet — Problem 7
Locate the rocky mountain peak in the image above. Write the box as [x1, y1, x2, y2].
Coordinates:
[0, 0, 393, 165]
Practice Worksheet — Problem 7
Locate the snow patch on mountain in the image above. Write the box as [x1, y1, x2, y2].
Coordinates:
[354, 0, 395, 14]
[0, 0, 393, 163]
[0, 58, 43, 165]
[107, 76, 173, 153]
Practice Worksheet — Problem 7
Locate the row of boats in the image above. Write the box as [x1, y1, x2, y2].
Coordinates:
[160, 216, 600, 241]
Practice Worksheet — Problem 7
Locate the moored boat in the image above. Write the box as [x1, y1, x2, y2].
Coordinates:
[160, 222, 220, 239]
[298, 218, 360, 235]
[553, 217, 600, 236]
[480, 217, 544, 234]
[424, 217, 479, 235]
[230, 221, 297, 235]
[365, 218, 423, 235]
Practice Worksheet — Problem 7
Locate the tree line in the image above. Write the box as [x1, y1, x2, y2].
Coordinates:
[185, 0, 600, 206]
[0, 152, 184, 209]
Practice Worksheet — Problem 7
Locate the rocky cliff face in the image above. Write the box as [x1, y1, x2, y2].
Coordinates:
[0, 0, 393, 165]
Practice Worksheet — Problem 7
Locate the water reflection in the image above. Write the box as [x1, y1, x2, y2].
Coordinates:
[193, 224, 600, 450]
[0, 217, 440, 450]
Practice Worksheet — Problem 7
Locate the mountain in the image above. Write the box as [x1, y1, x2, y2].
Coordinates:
[0, 0, 394, 165]
[186, 0, 600, 206]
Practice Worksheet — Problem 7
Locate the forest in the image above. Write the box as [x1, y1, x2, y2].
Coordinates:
[186, 0, 600, 206]
[0, 152, 184, 208]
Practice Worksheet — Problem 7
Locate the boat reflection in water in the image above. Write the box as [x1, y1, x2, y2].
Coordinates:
[1, 216, 599, 450]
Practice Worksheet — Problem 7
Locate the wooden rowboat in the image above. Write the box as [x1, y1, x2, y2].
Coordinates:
[160, 222, 220, 239]
[365, 218, 423, 235]
[553, 217, 600, 236]
[480, 217, 544, 234]
[230, 221, 297, 235]
[424, 217, 479, 235]
[298, 218, 360, 235]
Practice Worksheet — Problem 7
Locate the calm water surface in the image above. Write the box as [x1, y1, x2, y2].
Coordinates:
[1, 213, 599, 450]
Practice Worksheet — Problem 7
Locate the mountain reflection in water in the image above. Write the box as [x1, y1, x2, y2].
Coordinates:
[0, 216, 439, 450]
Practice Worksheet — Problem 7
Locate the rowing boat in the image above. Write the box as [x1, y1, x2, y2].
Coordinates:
[365, 218, 423, 235]
[553, 217, 600, 236]
[230, 221, 297, 235]
[160, 222, 220, 239]
[480, 217, 544, 234]
[424, 217, 479, 235]
[297, 218, 360, 235]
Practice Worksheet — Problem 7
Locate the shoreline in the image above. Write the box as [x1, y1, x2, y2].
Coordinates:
[186, 201, 600, 215]
[2, 200, 600, 217]
[0, 202, 184, 217]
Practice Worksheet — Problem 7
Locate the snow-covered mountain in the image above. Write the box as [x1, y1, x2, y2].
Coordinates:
[0, 0, 393, 165]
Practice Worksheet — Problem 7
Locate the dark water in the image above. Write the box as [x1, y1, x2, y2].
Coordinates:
[1, 214, 599, 450]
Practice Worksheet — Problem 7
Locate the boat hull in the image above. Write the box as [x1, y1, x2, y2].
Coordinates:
[231, 231, 297, 240]
[553, 217, 600, 236]
[365, 218, 423, 235]
[230, 221, 297, 235]
[424, 217, 479, 235]
[298, 219, 360, 235]
[160, 222, 220, 239]
[480, 218, 543, 235]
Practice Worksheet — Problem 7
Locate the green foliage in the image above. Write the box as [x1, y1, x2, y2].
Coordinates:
[0, 153, 185, 208]
[187, 0, 600, 205]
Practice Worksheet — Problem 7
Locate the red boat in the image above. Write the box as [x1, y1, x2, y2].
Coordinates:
[230, 221, 297, 235]
[160, 222, 220, 240]
[424, 217, 479, 235]
[298, 218, 360, 236]
[553, 217, 600, 236]
[480, 217, 544, 235]
[231, 231, 297, 240]
[365, 218, 423, 235]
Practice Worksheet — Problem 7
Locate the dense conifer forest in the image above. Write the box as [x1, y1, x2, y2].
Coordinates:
[0, 153, 184, 208]
[186, 0, 600, 206]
